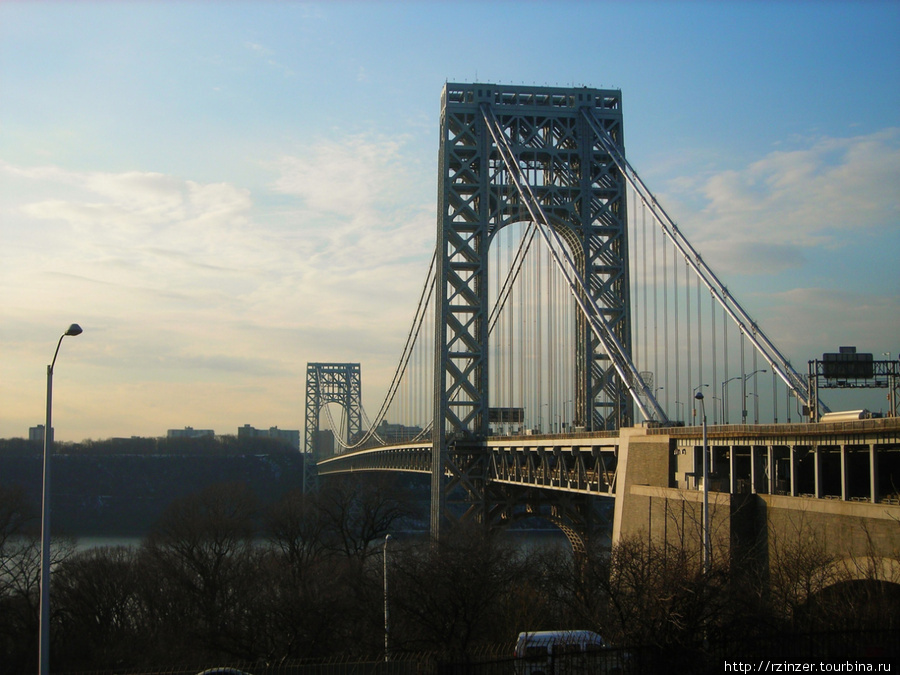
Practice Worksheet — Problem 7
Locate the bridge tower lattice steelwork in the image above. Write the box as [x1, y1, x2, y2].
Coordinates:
[432, 83, 632, 536]
[304, 362, 362, 493]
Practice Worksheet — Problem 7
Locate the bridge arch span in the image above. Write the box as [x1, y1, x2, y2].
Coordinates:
[498, 509, 588, 559]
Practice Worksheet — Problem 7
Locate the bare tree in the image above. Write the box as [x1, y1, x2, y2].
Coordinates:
[53, 545, 144, 668]
[390, 524, 528, 655]
[264, 488, 329, 573]
[318, 475, 417, 562]
[143, 481, 259, 660]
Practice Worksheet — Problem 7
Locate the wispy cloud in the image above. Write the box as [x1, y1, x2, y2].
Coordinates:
[244, 40, 294, 77]
[272, 134, 433, 272]
[763, 287, 900, 356]
[659, 128, 900, 275]
[0, 142, 436, 438]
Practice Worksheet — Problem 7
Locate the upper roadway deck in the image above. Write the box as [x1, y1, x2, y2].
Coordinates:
[317, 417, 900, 504]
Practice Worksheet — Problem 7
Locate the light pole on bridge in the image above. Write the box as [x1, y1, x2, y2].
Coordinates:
[692, 384, 708, 424]
[694, 391, 711, 573]
[721, 376, 742, 425]
[741, 370, 767, 424]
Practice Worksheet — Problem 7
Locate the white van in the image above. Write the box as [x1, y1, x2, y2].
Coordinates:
[514, 630, 624, 675]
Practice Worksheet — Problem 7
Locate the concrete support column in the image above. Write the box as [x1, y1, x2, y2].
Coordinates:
[840, 445, 848, 501]
[729, 444, 736, 494]
[768, 445, 775, 495]
[870, 443, 879, 504]
[814, 447, 821, 499]
[750, 445, 757, 494]
[790, 445, 797, 497]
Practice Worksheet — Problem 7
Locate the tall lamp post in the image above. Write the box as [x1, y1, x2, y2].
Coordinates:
[692, 384, 708, 424]
[40, 323, 82, 675]
[383, 534, 391, 661]
[741, 369, 767, 424]
[721, 375, 742, 425]
[694, 391, 711, 573]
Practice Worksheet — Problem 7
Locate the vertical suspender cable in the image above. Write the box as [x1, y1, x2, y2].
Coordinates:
[506, 227, 516, 418]
[753, 349, 759, 424]
[494, 223, 501, 415]
[674, 245, 680, 420]
[723, 304, 729, 424]
[663, 231, 669, 415]
[549, 234, 555, 430]
[629, 188, 637, 373]
[653, 200, 659, 403]
[711, 292, 717, 424]
[697, 273, 703, 408]
[686, 258, 692, 421]
[740, 331, 746, 424]
[519, 233, 525, 430]
[773, 371, 778, 424]
[641, 189, 648, 370]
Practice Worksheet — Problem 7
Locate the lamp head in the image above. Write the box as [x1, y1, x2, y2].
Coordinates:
[65, 324, 83, 337]
[694, 391, 705, 400]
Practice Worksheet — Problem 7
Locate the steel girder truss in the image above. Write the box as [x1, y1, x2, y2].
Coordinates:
[432, 83, 642, 536]
[317, 436, 615, 554]
[489, 444, 619, 495]
[303, 363, 362, 492]
[486, 442, 619, 554]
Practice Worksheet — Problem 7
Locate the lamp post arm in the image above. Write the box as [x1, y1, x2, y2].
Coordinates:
[50, 334, 65, 374]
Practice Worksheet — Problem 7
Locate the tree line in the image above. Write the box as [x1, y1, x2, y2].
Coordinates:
[0, 434, 299, 457]
[0, 476, 897, 673]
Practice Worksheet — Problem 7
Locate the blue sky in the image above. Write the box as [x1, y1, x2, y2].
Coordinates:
[1, 1, 898, 441]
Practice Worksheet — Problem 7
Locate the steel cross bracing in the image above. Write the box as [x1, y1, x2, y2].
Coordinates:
[432, 83, 642, 537]
[479, 103, 667, 425]
[579, 111, 826, 419]
[303, 363, 362, 492]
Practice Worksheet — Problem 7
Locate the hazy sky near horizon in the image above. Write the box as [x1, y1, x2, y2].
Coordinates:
[2, 1, 898, 441]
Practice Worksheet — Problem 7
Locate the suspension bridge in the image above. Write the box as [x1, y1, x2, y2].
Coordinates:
[306, 83, 900, 562]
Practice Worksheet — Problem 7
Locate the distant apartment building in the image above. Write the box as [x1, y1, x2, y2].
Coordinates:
[29, 425, 52, 443]
[375, 420, 424, 443]
[315, 429, 335, 460]
[238, 424, 300, 450]
[167, 426, 215, 439]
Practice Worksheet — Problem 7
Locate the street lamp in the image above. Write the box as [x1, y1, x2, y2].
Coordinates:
[40, 323, 82, 675]
[712, 396, 723, 425]
[741, 370, 767, 424]
[721, 376, 742, 425]
[694, 391, 711, 573]
[692, 384, 708, 424]
[383, 534, 391, 661]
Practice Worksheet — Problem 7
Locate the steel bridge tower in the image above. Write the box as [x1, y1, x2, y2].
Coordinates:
[304, 362, 362, 492]
[432, 83, 631, 536]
